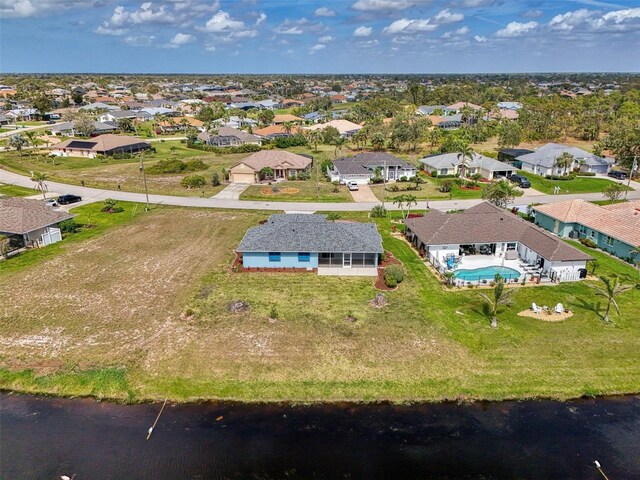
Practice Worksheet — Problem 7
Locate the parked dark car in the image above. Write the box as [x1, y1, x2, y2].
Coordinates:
[608, 170, 627, 180]
[57, 194, 82, 205]
[509, 174, 531, 188]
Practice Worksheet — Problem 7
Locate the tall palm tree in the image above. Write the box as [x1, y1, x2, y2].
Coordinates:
[393, 195, 406, 218]
[333, 137, 346, 159]
[554, 152, 575, 176]
[588, 275, 632, 323]
[457, 143, 475, 178]
[371, 132, 385, 151]
[31, 172, 48, 199]
[478, 273, 513, 328]
[283, 121, 294, 135]
[307, 130, 322, 152]
[404, 194, 417, 218]
[23, 130, 41, 155]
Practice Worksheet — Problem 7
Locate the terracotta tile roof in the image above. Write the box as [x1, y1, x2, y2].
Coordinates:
[534, 199, 640, 246]
[0, 197, 74, 235]
[304, 119, 363, 135]
[52, 134, 151, 153]
[253, 125, 302, 137]
[273, 114, 304, 123]
[232, 150, 312, 172]
[405, 202, 592, 262]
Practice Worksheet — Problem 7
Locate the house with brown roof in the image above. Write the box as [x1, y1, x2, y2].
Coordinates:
[272, 114, 304, 125]
[253, 124, 302, 139]
[228, 150, 312, 183]
[533, 199, 640, 263]
[405, 202, 592, 284]
[0, 197, 74, 251]
[51, 134, 151, 158]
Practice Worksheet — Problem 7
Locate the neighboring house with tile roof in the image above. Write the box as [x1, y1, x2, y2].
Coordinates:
[420, 152, 517, 180]
[405, 202, 592, 283]
[329, 152, 417, 184]
[197, 126, 261, 147]
[272, 114, 304, 124]
[228, 150, 312, 183]
[236, 214, 383, 275]
[51, 134, 151, 158]
[0, 197, 74, 250]
[533, 199, 640, 262]
[253, 124, 302, 139]
[518, 143, 612, 176]
[304, 119, 363, 138]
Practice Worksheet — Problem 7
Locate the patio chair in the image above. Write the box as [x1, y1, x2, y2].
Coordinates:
[554, 303, 564, 314]
[531, 303, 542, 314]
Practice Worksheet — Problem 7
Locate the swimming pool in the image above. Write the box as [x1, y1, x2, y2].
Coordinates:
[454, 266, 521, 281]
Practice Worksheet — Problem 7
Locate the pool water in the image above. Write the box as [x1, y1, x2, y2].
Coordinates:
[454, 266, 521, 281]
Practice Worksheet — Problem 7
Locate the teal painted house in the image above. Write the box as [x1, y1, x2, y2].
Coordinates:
[236, 214, 383, 275]
[533, 199, 640, 263]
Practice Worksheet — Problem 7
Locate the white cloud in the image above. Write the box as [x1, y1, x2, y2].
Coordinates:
[353, 25, 373, 36]
[456, 0, 496, 7]
[124, 34, 156, 47]
[314, 7, 335, 17]
[308, 43, 326, 54]
[351, 0, 423, 12]
[203, 10, 245, 32]
[255, 12, 267, 26]
[383, 18, 437, 34]
[356, 39, 379, 48]
[495, 21, 537, 37]
[170, 32, 195, 46]
[434, 9, 464, 24]
[473, 35, 487, 42]
[108, 3, 179, 27]
[442, 25, 469, 38]
[523, 9, 543, 18]
[548, 7, 640, 33]
[275, 17, 324, 35]
[0, 0, 94, 18]
[548, 9, 593, 31]
[319, 35, 334, 42]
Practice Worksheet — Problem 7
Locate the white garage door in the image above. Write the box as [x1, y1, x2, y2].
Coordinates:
[231, 172, 255, 184]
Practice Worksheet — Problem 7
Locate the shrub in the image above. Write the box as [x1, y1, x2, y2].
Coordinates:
[545, 174, 576, 181]
[297, 170, 311, 180]
[575, 171, 596, 176]
[148, 158, 186, 174]
[580, 237, 597, 248]
[430, 171, 438, 178]
[181, 175, 206, 189]
[384, 275, 398, 288]
[59, 219, 79, 233]
[439, 179, 454, 192]
[101, 198, 124, 214]
[269, 305, 278, 320]
[187, 142, 262, 154]
[211, 172, 220, 186]
[384, 264, 404, 287]
[184, 159, 207, 171]
[399, 176, 408, 182]
[370, 205, 387, 218]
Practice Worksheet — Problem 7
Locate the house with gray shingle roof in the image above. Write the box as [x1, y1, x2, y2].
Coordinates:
[0, 197, 74, 250]
[236, 214, 383, 275]
[405, 202, 591, 283]
[518, 143, 612, 176]
[420, 152, 517, 180]
[329, 152, 417, 184]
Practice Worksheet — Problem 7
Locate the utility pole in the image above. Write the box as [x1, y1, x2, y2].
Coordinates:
[139, 153, 150, 211]
[624, 156, 637, 201]
[382, 158, 387, 208]
[316, 156, 319, 202]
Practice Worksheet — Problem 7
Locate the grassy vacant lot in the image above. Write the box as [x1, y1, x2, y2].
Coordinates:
[0, 141, 242, 197]
[371, 177, 487, 202]
[0, 183, 35, 197]
[522, 172, 631, 195]
[1, 205, 639, 403]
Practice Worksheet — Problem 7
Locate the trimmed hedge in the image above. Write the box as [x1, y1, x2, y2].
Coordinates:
[545, 174, 576, 180]
[187, 141, 262, 154]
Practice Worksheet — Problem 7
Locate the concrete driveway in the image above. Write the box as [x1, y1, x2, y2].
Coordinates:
[212, 182, 251, 200]
[349, 184, 379, 202]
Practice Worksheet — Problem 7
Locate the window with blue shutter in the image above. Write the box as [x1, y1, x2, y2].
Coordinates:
[268, 252, 281, 262]
[298, 252, 310, 262]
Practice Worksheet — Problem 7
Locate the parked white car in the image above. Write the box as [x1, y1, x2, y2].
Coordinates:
[347, 181, 359, 191]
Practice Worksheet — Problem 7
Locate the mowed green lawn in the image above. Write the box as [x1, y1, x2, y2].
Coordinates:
[521, 172, 632, 195]
[1, 205, 638, 403]
[0, 183, 36, 197]
[0, 141, 244, 197]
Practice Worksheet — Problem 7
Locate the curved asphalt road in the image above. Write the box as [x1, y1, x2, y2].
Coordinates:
[2, 168, 639, 212]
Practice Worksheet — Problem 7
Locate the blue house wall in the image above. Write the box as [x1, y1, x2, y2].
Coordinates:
[535, 213, 635, 261]
[242, 252, 319, 268]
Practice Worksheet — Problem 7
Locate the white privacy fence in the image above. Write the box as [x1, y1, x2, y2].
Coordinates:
[41, 227, 62, 246]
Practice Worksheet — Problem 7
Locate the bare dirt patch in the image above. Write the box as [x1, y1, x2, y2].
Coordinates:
[0, 208, 257, 372]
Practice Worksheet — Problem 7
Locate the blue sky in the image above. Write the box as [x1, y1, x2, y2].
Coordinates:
[1, 0, 640, 73]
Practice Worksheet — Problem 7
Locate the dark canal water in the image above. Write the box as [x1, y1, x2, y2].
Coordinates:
[1, 392, 639, 479]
